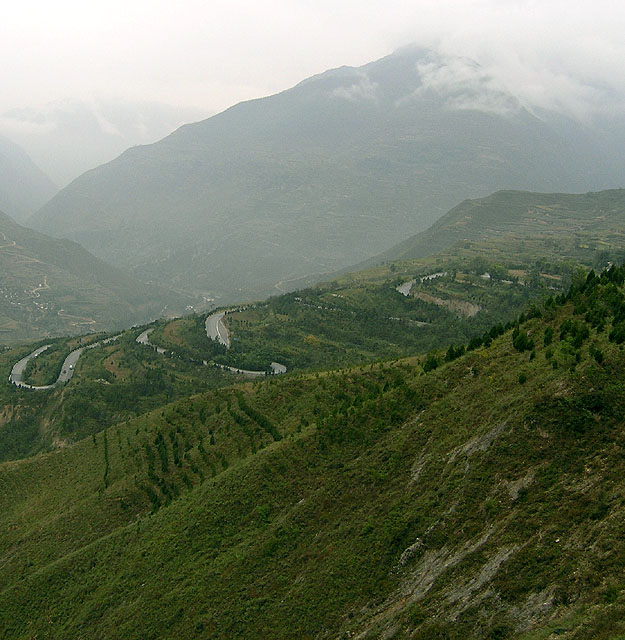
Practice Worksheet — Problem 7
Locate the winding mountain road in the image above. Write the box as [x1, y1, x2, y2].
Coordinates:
[396, 280, 416, 296]
[9, 335, 121, 390]
[9, 345, 55, 390]
[136, 328, 166, 354]
[205, 310, 287, 377]
[9, 309, 285, 390]
[396, 272, 447, 297]
[205, 311, 230, 347]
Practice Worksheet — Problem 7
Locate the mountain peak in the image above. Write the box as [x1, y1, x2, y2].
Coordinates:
[31, 49, 625, 305]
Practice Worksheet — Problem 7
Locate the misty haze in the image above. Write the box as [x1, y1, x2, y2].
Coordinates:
[2, 2, 625, 638]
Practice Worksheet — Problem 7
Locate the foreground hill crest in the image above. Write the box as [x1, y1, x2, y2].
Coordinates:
[2, 262, 625, 638]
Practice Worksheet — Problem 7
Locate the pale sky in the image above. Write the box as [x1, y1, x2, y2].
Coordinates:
[2, 0, 625, 184]
[3, 0, 624, 116]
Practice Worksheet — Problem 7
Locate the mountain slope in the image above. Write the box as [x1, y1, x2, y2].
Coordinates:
[31, 47, 625, 302]
[0, 210, 190, 342]
[0, 221, 582, 464]
[1, 99, 207, 186]
[6, 187, 625, 462]
[2, 266, 625, 637]
[0, 134, 57, 222]
[361, 188, 625, 267]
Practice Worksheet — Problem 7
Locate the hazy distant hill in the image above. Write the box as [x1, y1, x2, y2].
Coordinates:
[31, 47, 625, 303]
[0, 211, 190, 342]
[364, 188, 625, 266]
[0, 135, 57, 222]
[0, 99, 207, 186]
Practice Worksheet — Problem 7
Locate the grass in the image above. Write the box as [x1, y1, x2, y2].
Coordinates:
[3, 267, 625, 637]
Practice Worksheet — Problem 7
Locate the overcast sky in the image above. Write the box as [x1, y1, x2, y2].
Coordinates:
[2, 0, 625, 184]
[3, 0, 624, 116]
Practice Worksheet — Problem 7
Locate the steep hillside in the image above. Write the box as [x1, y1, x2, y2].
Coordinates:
[2, 204, 616, 462]
[0, 211, 192, 342]
[31, 48, 625, 302]
[0, 134, 57, 222]
[364, 188, 625, 266]
[154, 193, 623, 373]
[2, 265, 625, 638]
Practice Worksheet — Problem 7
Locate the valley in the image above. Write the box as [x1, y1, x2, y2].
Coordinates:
[2, 162, 625, 639]
[0, 209, 195, 342]
[2, 259, 625, 638]
[2, 28, 625, 637]
[1, 188, 619, 470]
[30, 49, 625, 303]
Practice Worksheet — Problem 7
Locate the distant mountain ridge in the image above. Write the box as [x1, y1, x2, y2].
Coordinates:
[0, 210, 191, 342]
[0, 135, 57, 222]
[363, 188, 625, 267]
[31, 47, 625, 303]
[0, 99, 208, 186]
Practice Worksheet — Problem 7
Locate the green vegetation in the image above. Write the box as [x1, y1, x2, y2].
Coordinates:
[6, 188, 625, 635]
[0, 330, 232, 462]
[152, 224, 605, 373]
[146, 189, 625, 375]
[3, 261, 625, 637]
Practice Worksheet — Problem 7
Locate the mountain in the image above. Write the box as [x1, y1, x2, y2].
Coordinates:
[0, 134, 57, 222]
[3, 185, 610, 462]
[0, 99, 207, 186]
[364, 188, 625, 266]
[2, 265, 625, 638]
[31, 47, 625, 303]
[0, 210, 191, 342]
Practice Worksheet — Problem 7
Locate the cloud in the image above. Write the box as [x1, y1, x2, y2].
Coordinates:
[0, 112, 56, 138]
[0, 99, 207, 185]
[407, 54, 521, 116]
[332, 72, 379, 102]
[2, 1, 625, 123]
[424, 1, 625, 120]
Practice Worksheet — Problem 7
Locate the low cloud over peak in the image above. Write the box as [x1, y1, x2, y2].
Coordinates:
[0, 99, 207, 186]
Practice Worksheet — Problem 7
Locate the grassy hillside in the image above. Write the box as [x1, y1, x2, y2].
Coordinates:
[2, 264, 625, 638]
[365, 188, 625, 266]
[0, 210, 193, 343]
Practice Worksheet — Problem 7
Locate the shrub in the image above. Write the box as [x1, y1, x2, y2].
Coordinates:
[512, 328, 535, 352]
[590, 344, 605, 365]
[423, 354, 439, 372]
